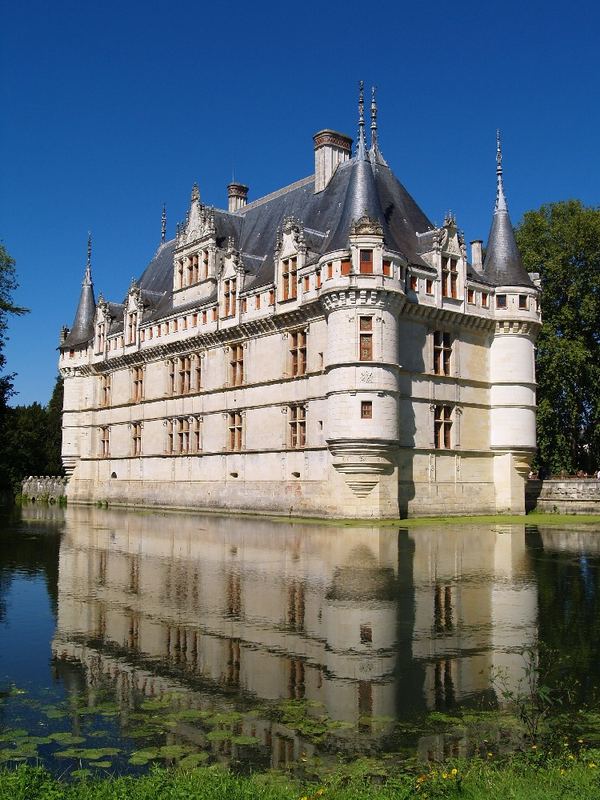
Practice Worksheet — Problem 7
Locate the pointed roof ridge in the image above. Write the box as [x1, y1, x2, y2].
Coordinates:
[482, 132, 534, 288]
[63, 236, 97, 348]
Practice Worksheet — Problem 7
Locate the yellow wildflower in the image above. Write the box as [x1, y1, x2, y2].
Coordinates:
[568, 754, 575, 760]
[560, 769, 565, 775]
[451, 768, 458, 776]
[589, 763, 597, 768]
[442, 773, 448, 779]
[487, 752, 493, 758]
[578, 739, 583, 743]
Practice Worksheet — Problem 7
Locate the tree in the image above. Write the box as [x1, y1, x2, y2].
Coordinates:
[516, 201, 600, 475]
[0, 243, 28, 494]
[44, 375, 64, 476]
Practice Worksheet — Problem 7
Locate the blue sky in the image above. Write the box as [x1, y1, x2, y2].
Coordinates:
[1, 0, 599, 405]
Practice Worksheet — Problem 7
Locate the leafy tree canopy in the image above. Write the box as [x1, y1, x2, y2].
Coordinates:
[516, 200, 600, 475]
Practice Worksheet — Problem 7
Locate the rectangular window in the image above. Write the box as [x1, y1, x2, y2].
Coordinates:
[132, 366, 144, 402]
[269, 289, 275, 306]
[202, 249, 209, 280]
[194, 355, 202, 391]
[434, 405, 453, 449]
[202, 309, 207, 324]
[178, 356, 191, 394]
[127, 311, 137, 345]
[467, 288, 475, 304]
[361, 401, 372, 419]
[177, 417, 190, 454]
[303, 275, 310, 292]
[410, 275, 418, 292]
[193, 416, 202, 452]
[132, 422, 142, 456]
[290, 330, 307, 377]
[223, 277, 237, 317]
[359, 316, 373, 361]
[442, 257, 459, 298]
[256, 293, 261, 310]
[228, 411, 243, 451]
[359, 249, 373, 274]
[496, 294, 507, 308]
[426, 279, 433, 294]
[230, 344, 244, 386]
[177, 260, 184, 289]
[99, 426, 110, 458]
[433, 331, 452, 376]
[167, 360, 175, 394]
[281, 257, 298, 300]
[212, 307, 218, 321]
[289, 404, 306, 448]
[482, 292, 489, 308]
[341, 258, 351, 276]
[166, 419, 174, 454]
[383, 259, 392, 277]
[100, 374, 111, 407]
[315, 269, 322, 288]
[192, 254, 199, 284]
[519, 294, 528, 309]
[241, 297, 247, 313]
[95, 322, 105, 353]
[327, 262, 333, 279]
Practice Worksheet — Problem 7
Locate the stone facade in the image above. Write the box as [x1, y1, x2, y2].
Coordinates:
[527, 479, 600, 514]
[59, 90, 541, 518]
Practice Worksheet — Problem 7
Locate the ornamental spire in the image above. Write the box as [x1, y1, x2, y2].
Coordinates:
[370, 85, 378, 151]
[84, 232, 92, 284]
[357, 80, 366, 159]
[495, 129, 507, 212]
[161, 204, 167, 243]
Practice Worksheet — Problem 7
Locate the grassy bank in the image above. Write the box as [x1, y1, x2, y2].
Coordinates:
[2, 751, 600, 800]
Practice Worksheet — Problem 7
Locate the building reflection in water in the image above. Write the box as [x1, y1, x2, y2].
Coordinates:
[49, 507, 540, 763]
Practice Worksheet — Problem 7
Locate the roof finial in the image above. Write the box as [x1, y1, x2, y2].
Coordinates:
[495, 129, 507, 212]
[161, 204, 167, 243]
[357, 80, 366, 159]
[87, 232, 92, 268]
[370, 85, 378, 150]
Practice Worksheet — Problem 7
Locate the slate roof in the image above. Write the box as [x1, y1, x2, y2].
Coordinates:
[128, 148, 437, 324]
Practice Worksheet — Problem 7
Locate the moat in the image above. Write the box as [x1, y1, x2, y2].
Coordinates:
[1, 505, 599, 777]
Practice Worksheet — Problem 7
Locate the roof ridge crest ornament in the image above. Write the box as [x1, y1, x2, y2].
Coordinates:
[161, 204, 167, 243]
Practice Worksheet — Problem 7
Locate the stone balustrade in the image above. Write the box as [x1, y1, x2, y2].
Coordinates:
[526, 479, 600, 514]
[21, 476, 68, 503]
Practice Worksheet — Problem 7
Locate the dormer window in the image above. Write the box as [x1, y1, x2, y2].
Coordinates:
[127, 312, 137, 345]
[222, 278, 237, 317]
[496, 294, 507, 309]
[281, 257, 298, 300]
[442, 257, 458, 298]
[519, 295, 528, 309]
[359, 249, 373, 274]
[95, 322, 105, 353]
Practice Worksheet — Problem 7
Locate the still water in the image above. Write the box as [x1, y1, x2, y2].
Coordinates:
[0, 504, 599, 775]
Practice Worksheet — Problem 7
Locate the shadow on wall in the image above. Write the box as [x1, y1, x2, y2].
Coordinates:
[396, 321, 423, 517]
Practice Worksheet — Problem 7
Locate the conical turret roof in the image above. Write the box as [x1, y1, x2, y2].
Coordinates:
[482, 133, 534, 288]
[63, 238, 96, 348]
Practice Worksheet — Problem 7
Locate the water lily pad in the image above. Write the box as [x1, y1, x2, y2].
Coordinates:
[43, 706, 67, 719]
[49, 732, 86, 745]
[0, 729, 28, 742]
[157, 744, 194, 760]
[207, 729, 232, 742]
[232, 735, 261, 746]
[90, 760, 112, 768]
[178, 752, 210, 768]
[71, 768, 92, 779]
[55, 747, 120, 760]
[129, 748, 159, 766]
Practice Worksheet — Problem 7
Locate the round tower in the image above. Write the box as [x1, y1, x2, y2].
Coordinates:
[483, 134, 541, 512]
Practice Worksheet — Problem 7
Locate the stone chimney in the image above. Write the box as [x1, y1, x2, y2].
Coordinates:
[313, 129, 353, 193]
[471, 240, 483, 272]
[227, 183, 249, 212]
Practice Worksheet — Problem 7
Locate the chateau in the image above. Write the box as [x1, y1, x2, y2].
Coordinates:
[59, 86, 541, 518]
